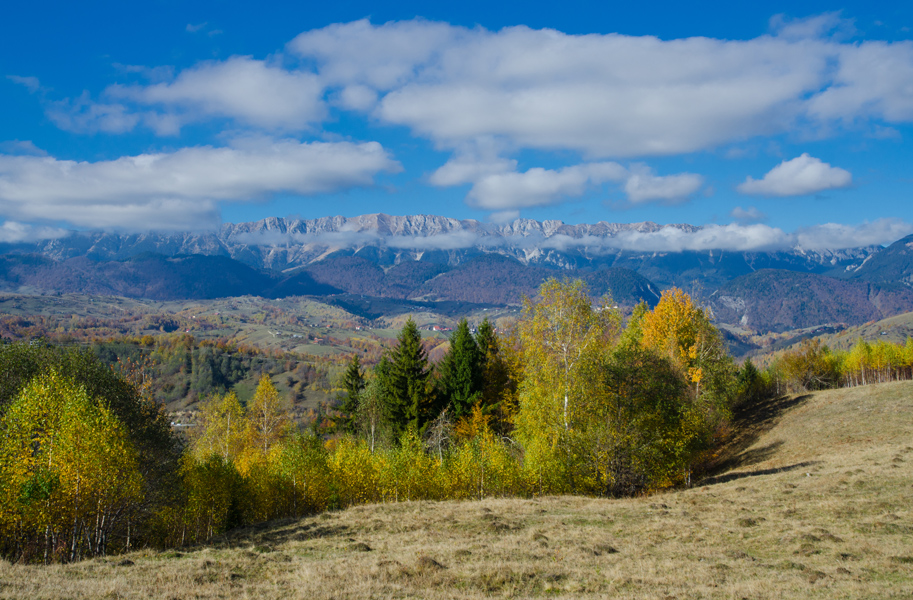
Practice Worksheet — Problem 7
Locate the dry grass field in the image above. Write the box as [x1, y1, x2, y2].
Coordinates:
[3, 381, 912, 599]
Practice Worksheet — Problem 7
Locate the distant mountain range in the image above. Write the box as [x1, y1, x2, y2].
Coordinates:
[11, 214, 878, 288]
[2, 214, 913, 334]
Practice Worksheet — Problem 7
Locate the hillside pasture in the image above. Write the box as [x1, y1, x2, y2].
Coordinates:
[1, 381, 911, 599]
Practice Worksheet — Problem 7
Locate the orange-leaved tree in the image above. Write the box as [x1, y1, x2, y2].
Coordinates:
[638, 288, 735, 482]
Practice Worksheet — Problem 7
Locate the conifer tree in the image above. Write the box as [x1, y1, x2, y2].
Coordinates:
[474, 318, 516, 427]
[338, 354, 366, 433]
[437, 319, 483, 419]
[384, 318, 432, 438]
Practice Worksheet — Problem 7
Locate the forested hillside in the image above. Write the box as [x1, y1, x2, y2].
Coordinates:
[0, 280, 736, 562]
[708, 269, 913, 332]
[3, 278, 913, 565]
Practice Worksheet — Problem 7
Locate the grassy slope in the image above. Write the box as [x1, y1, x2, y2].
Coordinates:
[3, 382, 912, 599]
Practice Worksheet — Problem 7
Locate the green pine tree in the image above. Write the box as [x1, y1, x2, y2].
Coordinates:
[437, 319, 483, 419]
[383, 318, 432, 438]
[338, 354, 366, 433]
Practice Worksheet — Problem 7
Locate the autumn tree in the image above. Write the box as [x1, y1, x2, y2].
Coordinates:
[640, 288, 735, 402]
[516, 279, 619, 430]
[589, 345, 695, 494]
[191, 391, 245, 462]
[513, 279, 621, 492]
[0, 342, 179, 559]
[238, 376, 292, 472]
[356, 377, 392, 452]
[0, 370, 143, 562]
[639, 288, 736, 480]
[776, 338, 840, 392]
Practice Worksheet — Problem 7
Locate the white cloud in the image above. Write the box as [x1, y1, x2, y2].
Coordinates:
[110, 56, 326, 131]
[623, 165, 703, 204]
[0, 140, 400, 230]
[0, 140, 47, 156]
[433, 156, 701, 211]
[0, 221, 68, 243]
[53, 57, 326, 134]
[7, 75, 41, 93]
[290, 19, 910, 156]
[466, 162, 627, 210]
[729, 206, 767, 224]
[46, 92, 140, 134]
[488, 210, 520, 224]
[795, 218, 913, 250]
[769, 12, 855, 41]
[806, 41, 913, 123]
[297, 20, 913, 156]
[428, 154, 518, 187]
[40, 19, 913, 159]
[738, 153, 852, 196]
[594, 224, 793, 253]
[288, 18, 461, 90]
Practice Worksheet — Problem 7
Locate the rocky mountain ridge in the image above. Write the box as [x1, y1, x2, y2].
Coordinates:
[12, 214, 880, 289]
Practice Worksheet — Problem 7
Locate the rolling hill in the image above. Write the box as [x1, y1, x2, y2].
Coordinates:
[0, 251, 662, 309]
[6, 381, 911, 598]
[708, 269, 913, 332]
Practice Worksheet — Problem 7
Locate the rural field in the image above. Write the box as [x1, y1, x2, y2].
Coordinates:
[2, 380, 911, 599]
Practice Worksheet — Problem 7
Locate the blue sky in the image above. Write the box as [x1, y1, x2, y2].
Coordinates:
[1, 1, 912, 252]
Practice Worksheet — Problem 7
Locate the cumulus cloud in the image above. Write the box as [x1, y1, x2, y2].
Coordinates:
[0, 140, 47, 156]
[52, 57, 327, 135]
[729, 206, 767, 224]
[37, 19, 913, 160]
[738, 153, 852, 196]
[288, 18, 461, 90]
[623, 165, 704, 204]
[113, 57, 326, 131]
[466, 162, 627, 210]
[428, 153, 518, 187]
[795, 218, 913, 250]
[0, 221, 68, 244]
[287, 19, 913, 156]
[0, 140, 400, 230]
[432, 157, 702, 211]
[806, 41, 913, 123]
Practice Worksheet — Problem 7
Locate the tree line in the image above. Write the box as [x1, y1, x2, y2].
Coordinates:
[746, 336, 913, 396]
[1, 279, 754, 562]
